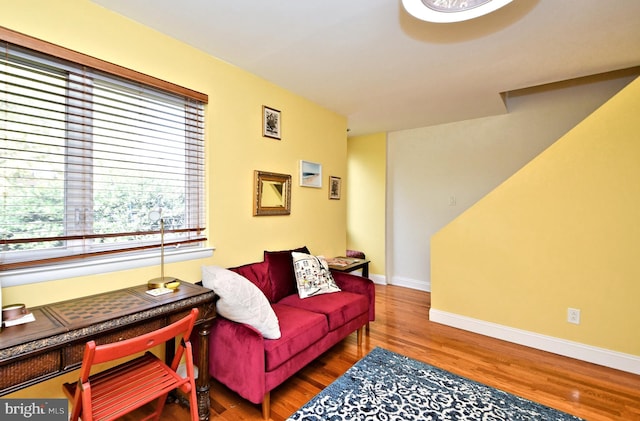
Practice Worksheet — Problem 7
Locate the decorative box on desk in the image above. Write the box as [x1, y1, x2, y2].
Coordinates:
[0, 282, 216, 421]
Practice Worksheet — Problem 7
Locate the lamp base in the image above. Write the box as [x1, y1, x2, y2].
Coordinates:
[147, 276, 179, 289]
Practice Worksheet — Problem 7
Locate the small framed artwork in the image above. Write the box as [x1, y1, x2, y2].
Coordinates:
[263, 105, 281, 139]
[329, 176, 341, 200]
[299, 160, 322, 188]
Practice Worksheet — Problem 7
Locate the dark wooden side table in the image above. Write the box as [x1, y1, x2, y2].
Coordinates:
[327, 257, 370, 278]
[0, 282, 215, 421]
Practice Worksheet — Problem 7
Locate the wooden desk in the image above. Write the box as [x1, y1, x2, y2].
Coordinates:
[0, 282, 215, 421]
[327, 257, 370, 278]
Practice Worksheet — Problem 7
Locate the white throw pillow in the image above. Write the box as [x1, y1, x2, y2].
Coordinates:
[202, 265, 281, 339]
[291, 252, 341, 299]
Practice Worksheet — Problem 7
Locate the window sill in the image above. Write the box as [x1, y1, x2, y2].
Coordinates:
[0, 247, 215, 287]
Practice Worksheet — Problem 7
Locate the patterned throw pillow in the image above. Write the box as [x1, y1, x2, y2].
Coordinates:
[291, 252, 341, 299]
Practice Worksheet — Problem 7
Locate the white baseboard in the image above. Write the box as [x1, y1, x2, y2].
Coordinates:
[369, 273, 387, 285]
[389, 275, 430, 292]
[430, 308, 640, 375]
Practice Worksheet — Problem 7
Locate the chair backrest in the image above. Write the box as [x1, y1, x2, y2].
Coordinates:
[79, 308, 199, 383]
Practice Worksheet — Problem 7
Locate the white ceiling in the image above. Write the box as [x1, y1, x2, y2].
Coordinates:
[91, 0, 640, 136]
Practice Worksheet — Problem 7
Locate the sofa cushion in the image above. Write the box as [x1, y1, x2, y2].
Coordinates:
[202, 265, 281, 339]
[291, 252, 341, 298]
[229, 260, 272, 301]
[278, 291, 368, 331]
[264, 303, 328, 372]
[264, 246, 309, 302]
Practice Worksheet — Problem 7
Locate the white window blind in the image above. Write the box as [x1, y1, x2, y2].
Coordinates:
[1, 30, 207, 271]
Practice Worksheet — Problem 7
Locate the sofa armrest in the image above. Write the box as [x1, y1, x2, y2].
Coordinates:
[332, 271, 376, 321]
[208, 317, 268, 404]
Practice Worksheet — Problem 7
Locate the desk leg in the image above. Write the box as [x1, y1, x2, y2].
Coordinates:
[196, 320, 212, 421]
[362, 263, 369, 278]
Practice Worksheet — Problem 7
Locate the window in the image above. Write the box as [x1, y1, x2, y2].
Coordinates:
[1, 29, 207, 271]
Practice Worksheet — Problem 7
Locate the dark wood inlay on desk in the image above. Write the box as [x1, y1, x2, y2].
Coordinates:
[48, 289, 147, 325]
[0, 282, 216, 421]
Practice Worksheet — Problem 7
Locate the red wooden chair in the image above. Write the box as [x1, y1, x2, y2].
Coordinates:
[62, 308, 200, 421]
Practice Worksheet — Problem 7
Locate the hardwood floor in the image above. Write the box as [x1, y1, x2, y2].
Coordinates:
[134, 285, 640, 421]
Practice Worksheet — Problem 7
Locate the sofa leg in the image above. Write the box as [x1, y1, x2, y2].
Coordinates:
[262, 392, 270, 420]
[357, 326, 363, 347]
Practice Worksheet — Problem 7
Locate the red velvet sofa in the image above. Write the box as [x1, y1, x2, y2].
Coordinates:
[203, 248, 375, 419]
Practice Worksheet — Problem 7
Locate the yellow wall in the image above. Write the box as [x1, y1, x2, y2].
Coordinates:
[431, 77, 640, 356]
[1, 0, 347, 397]
[347, 132, 386, 278]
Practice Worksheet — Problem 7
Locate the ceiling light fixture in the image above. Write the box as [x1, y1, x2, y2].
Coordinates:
[402, 0, 513, 23]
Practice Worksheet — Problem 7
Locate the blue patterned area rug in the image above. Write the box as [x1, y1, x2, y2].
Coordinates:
[287, 347, 583, 421]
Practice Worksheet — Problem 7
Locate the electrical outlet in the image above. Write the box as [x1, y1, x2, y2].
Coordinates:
[567, 308, 581, 324]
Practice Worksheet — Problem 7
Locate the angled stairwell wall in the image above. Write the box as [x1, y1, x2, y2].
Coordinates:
[430, 77, 640, 374]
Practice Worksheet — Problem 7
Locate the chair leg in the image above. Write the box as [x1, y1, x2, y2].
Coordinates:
[185, 346, 200, 421]
[357, 326, 363, 347]
[187, 383, 200, 421]
[262, 392, 270, 420]
[151, 395, 170, 421]
[69, 384, 83, 421]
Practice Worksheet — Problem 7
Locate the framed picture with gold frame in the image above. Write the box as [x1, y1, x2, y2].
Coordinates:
[254, 170, 291, 216]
